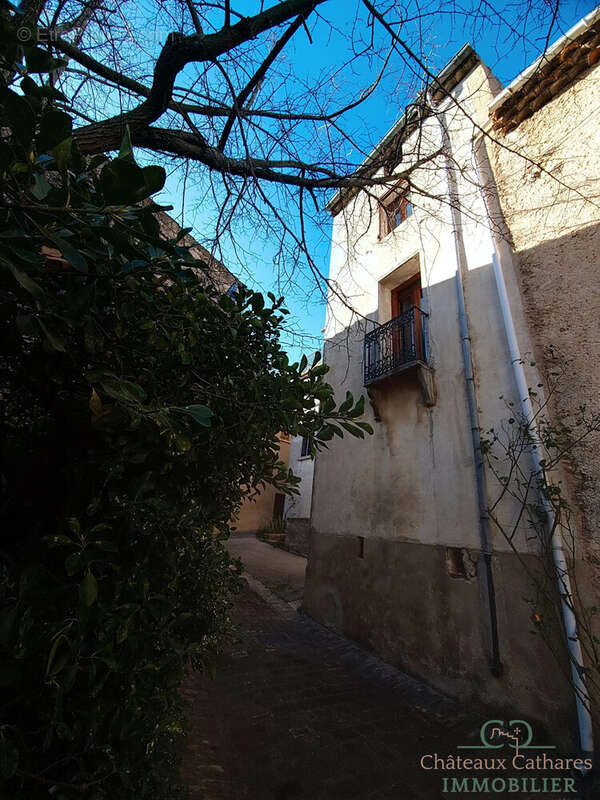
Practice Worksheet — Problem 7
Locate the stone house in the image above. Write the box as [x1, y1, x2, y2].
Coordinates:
[232, 432, 291, 535]
[154, 209, 237, 294]
[304, 8, 600, 751]
[284, 433, 315, 555]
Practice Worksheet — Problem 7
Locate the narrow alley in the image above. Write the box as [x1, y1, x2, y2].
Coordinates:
[182, 535, 484, 800]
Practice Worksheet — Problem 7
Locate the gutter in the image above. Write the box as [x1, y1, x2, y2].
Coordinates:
[471, 136, 594, 757]
[488, 4, 600, 115]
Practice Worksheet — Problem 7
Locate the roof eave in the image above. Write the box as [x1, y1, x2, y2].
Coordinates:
[488, 4, 600, 115]
[325, 43, 480, 216]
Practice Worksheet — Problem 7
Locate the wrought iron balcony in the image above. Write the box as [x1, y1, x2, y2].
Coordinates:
[363, 307, 429, 387]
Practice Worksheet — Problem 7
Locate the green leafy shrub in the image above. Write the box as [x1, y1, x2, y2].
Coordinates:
[0, 19, 371, 799]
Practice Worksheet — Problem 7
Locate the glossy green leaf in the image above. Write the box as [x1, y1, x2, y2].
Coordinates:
[46, 634, 69, 676]
[31, 172, 52, 200]
[0, 87, 35, 144]
[80, 570, 98, 607]
[24, 45, 66, 73]
[36, 318, 66, 352]
[0, 738, 19, 779]
[51, 137, 72, 171]
[47, 231, 88, 273]
[141, 164, 166, 196]
[0, 606, 18, 644]
[348, 395, 365, 418]
[1, 256, 44, 298]
[100, 158, 145, 203]
[173, 404, 213, 427]
[45, 534, 76, 548]
[316, 424, 335, 441]
[65, 553, 83, 576]
[100, 376, 147, 404]
[338, 391, 354, 414]
[38, 110, 72, 154]
[340, 421, 365, 438]
[118, 126, 133, 160]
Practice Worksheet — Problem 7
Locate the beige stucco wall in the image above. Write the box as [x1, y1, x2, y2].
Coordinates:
[285, 435, 314, 521]
[314, 63, 533, 556]
[487, 62, 600, 582]
[231, 434, 290, 533]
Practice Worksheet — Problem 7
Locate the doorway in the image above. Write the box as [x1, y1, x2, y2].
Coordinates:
[391, 275, 424, 361]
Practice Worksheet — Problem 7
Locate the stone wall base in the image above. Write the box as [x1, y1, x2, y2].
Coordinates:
[285, 518, 311, 557]
[304, 532, 583, 748]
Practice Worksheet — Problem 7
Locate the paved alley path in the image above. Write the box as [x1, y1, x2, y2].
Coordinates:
[182, 535, 482, 800]
[182, 536, 594, 798]
[225, 532, 307, 605]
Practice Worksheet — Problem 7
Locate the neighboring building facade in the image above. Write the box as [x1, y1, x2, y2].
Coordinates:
[305, 11, 600, 748]
[232, 433, 291, 534]
[284, 434, 315, 555]
[486, 24, 600, 596]
[155, 210, 237, 294]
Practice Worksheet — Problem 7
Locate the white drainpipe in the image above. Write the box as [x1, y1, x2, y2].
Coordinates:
[472, 137, 594, 757]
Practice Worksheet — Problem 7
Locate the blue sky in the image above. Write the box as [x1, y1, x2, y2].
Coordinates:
[156, 0, 596, 363]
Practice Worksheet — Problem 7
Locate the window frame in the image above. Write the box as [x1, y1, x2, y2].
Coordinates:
[378, 182, 413, 238]
[300, 435, 312, 458]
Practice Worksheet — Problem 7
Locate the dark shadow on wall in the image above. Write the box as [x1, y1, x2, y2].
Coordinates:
[511, 222, 600, 541]
[304, 261, 591, 749]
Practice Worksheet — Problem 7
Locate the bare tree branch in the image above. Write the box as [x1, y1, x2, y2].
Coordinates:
[69, 0, 327, 153]
[218, 12, 309, 150]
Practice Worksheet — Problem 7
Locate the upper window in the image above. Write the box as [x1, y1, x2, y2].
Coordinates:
[300, 435, 312, 458]
[379, 184, 412, 238]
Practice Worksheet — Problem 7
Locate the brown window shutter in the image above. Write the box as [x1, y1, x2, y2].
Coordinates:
[379, 203, 389, 238]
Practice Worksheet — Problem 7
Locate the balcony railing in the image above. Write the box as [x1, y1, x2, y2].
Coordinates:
[363, 307, 429, 387]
